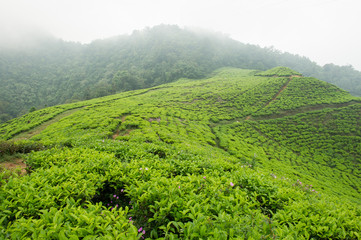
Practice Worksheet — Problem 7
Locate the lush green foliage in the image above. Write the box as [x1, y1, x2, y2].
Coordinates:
[1, 25, 361, 123]
[255, 66, 301, 77]
[0, 140, 45, 158]
[1, 67, 361, 239]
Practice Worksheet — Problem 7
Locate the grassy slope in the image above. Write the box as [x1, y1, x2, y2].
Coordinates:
[1, 67, 361, 239]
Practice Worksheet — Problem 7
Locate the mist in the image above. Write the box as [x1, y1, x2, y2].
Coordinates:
[0, 0, 360, 70]
[0, 23, 56, 50]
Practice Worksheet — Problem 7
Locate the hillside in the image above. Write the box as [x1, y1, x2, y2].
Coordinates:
[1, 67, 361, 239]
[1, 25, 361, 123]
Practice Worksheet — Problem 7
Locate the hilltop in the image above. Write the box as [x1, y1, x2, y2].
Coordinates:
[1, 25, 361, 123]
[1, 67, 361, 239]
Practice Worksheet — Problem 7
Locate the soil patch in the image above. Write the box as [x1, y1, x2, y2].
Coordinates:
[112, 129, 121, 139]
[0, 158, 27, 175]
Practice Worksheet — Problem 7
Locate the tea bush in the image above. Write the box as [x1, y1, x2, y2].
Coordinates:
[1, 67, 361, 238]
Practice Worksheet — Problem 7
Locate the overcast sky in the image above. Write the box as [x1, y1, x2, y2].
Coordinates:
[1, 0, 360, 70]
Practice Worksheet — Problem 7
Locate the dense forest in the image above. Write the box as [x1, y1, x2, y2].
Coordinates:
[1, 67, 361, 238]
[1, 25, 361, 123]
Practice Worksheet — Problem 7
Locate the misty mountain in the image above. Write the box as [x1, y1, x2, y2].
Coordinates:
[1, 24, 361, 122]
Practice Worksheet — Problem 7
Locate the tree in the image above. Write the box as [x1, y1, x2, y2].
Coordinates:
[29, 106, 36, 113]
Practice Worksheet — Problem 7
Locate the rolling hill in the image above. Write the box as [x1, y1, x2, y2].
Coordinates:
[1, 67, 361, 239]
[1, 25, 361, 123]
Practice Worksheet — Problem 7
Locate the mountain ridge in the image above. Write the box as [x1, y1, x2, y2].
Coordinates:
[1, 25, 361, 123]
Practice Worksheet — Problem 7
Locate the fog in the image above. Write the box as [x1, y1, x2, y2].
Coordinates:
[1, 0, 360, 70]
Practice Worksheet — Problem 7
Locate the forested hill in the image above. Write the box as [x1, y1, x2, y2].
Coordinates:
[1, 67, 361, 238]
[1, 24, 361, 122]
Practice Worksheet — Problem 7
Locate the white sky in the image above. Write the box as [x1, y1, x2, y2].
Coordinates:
[1, 0, 360, 70]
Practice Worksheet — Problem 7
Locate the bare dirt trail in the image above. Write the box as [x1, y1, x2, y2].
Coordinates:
[251, 101, 361, 121]
[0, 158, 27, 175]
[245, 76, 294, 120]
[112, 129, 121, 139]
[12, 107, 84, 141]
[265, 77, 293, 107]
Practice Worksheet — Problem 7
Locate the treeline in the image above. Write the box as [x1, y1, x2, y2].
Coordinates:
[1, 24, 361, 122]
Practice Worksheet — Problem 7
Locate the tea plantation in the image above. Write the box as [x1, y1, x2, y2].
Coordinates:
[1, 67, 361, 239]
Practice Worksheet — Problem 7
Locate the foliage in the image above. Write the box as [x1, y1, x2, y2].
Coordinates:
[1, 25, 361, 123]
[255, 66, 302, 77]
[0, 140, 45, 158]
[1, 67, 361, 238]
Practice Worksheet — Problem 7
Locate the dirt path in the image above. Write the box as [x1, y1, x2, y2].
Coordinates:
[12, 107, 84, 140]
[112, 129, 121, 139]
[265, 77, 292, 107]
[0, 158, 27, 175]
[242, 76, 361, 122]
[251, 101, 361, 121]
[245, 76, 293, 120]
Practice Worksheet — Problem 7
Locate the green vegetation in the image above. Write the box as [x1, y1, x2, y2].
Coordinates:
[1, 25, 361, 123]
[255, 66, 302, 77]
[1, 67, 361, 239]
